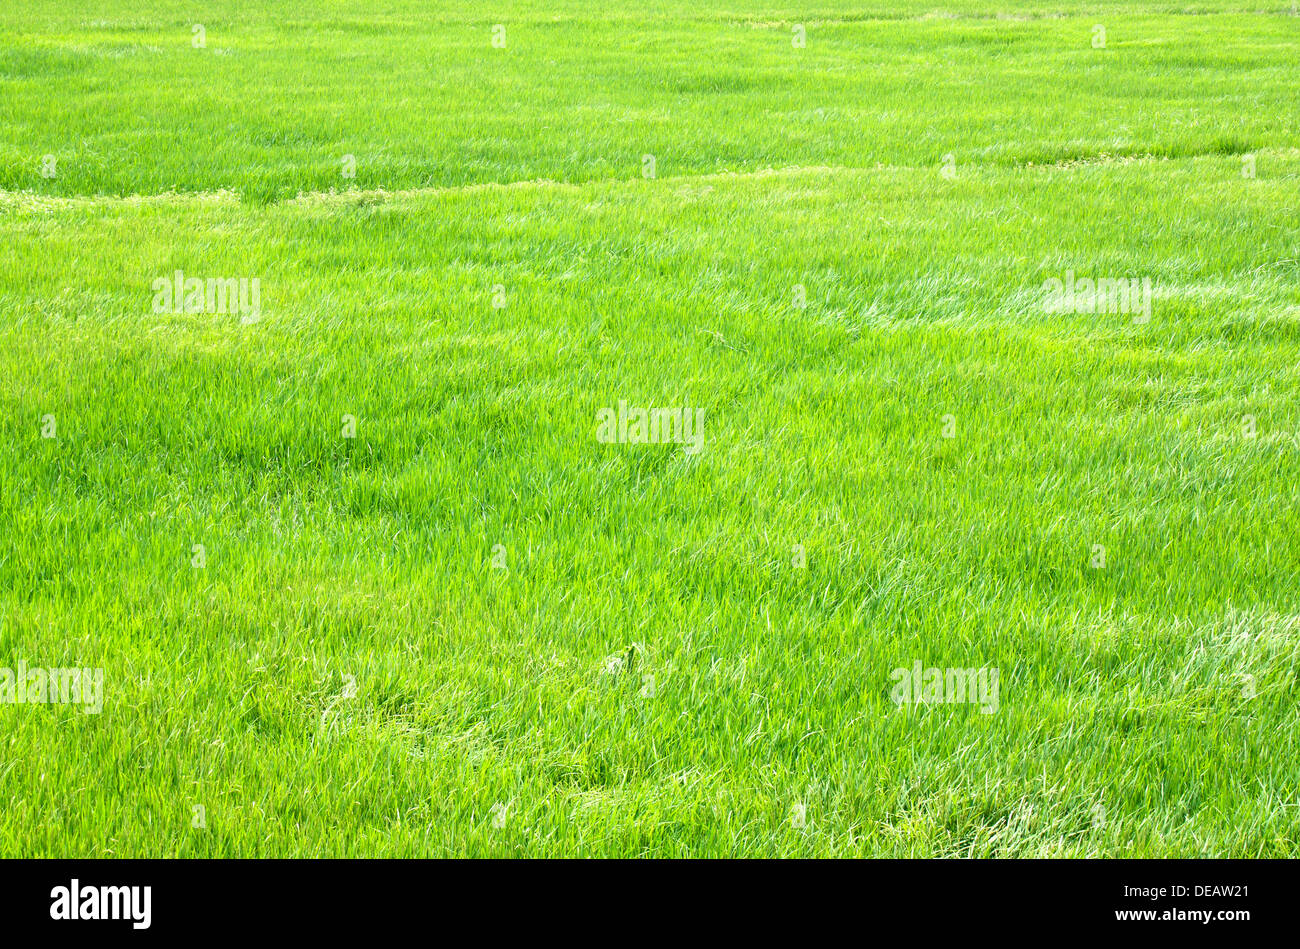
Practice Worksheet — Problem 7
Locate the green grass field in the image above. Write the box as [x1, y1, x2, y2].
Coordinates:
[1, 0, 1298, 857]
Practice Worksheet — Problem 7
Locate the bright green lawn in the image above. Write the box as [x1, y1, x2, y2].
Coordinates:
[1, 1, 1299, 856]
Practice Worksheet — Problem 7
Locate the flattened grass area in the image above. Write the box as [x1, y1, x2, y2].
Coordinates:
[1, 1, 1298, 856]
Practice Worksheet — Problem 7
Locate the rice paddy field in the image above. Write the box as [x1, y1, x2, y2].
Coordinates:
[0, 0, 1298, 857]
